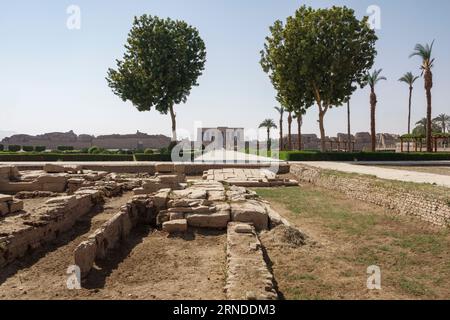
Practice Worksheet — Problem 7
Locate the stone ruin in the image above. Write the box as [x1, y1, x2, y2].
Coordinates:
[202, 168, 298, 187]
[1, 162, 305, 300]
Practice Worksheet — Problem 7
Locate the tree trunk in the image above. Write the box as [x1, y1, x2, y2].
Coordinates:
[267, 128, 270, 151]
[169, 105, 177, 142]
[370, 88, 377, 152]
[288, 112, 292, 151]
[347, 100, 351, 152]
[279, 116, 283, 151]
[424, 70, 433, 152]
[318, 106, 326, 152]
[297, 114, 302, 151]
[407, 86, 412, 152]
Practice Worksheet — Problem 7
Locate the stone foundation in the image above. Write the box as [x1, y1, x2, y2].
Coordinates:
[290, 164, 450, 227]
[224, 222, 278, 300]
[74, 195, 157, 276]
[0, 189, 103, 268]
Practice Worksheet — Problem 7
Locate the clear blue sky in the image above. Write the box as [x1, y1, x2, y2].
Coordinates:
[1, 0, 449, 140]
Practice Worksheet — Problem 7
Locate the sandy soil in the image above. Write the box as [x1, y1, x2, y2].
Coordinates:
[2, 172, 292, 301]
[0, 190, 226, 300]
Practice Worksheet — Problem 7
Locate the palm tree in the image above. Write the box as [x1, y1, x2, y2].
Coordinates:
[399, 72, 420, 135]
[410, 41, 435, 152]
[259, 119, 277, 151]
[287, 109, 293, 151]
[274, 106, 285, 150]
[433, 114, 450, 133]
[366, 69, 387, 152]
[294, 110, 305, 151]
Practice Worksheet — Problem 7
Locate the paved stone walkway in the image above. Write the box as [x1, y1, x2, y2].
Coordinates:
[202, 168, 298, 187]
[294, 161, 450, 188]
[194, 149, 282, 163]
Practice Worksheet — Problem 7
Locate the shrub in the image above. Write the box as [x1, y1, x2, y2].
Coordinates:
[0, 153, 133, 162]
[88, 146, 103, 154]
[22, 146, 35, 152]
[282, 151, 450, 162]
[0, 144, 4, 151]
[134, 153, 172, 161]
[144, 148, 154, 154]
[57, 146, 75, 151]
[8, 145, 21, 152]
[35, 146, 46, 152]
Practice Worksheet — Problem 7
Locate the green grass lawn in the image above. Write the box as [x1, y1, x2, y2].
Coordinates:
[255, 186, 450, 300]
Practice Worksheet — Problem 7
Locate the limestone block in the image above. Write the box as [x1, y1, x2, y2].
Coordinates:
[0, 194, 13, 202]
[208, 190, 226, 202]
[186, 211, 230, 229]
[43, 163, 65, 173]
[133, 187, 147, 195]
[231, 200, 269, 230]
[155, 163, 174, 173]
[10, 200, 24, 213]
[162, 219, 188, 233]
[0, 202, 8, 216]
[102, 213, 123, 249]
[156, 210, 170, 225]
[74, 240, 97, 276]
[169, 212, 185, 220]
[153, 188, 171, 209]
[88, 229, 106, 259]
[46, 196, 78, 209]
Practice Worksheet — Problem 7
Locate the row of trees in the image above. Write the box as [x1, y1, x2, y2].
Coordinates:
[105, 10, 440, 154]
[261, 6, 439, 153]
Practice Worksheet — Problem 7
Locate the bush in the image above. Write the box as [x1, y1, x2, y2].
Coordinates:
[0, 153, 134, 162]
[22, 146, 35, 152]
[282, 151, 450, 162]
[8, 145, 21, 152]
[0, 144, 4, 151]
[35, 146, 46, 152]
[57, 146, 75, 151]
[88, 146, 103, 154]
[144, 148, 154, 154]
[134, 153, 173, 161]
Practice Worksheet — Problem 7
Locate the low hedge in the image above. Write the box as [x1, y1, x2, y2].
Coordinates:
[0, 153, 133, 162]
[283, 151, 450, 162]
[134, 153, 173, 162]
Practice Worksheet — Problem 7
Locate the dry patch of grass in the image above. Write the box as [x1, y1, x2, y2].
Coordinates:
[255, 186, 450, 300]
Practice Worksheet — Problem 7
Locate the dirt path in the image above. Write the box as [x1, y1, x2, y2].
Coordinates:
[1, 192, 227, 300]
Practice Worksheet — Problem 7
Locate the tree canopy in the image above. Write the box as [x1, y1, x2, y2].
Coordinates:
[261, 6, 377, 151]
[106, 14, 206, 141]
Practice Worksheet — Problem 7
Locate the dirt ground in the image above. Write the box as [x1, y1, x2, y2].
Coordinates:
[0, 193, 227, 300]
[377, 166, 450, 176]
[256, 185, 450, 300]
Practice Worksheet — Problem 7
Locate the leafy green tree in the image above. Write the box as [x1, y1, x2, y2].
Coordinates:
[410, 41, 435, 151]
[261, 6, 377, 151]
[107, 15, 206, 141]
[433, 114, 450, 133]
[365, 69, 387, 152]
[259, 119, 277, 151]
[274, 106, 285, 150]
[399, 72, 420, 136]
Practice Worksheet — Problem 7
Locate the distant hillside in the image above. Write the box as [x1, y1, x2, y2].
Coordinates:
[0, 131, 17, 140]
[1, 130, 171, 150]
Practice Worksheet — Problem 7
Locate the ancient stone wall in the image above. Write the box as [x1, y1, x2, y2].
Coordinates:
[0, 190, 103, 268]
[290, 164, 450, 227]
